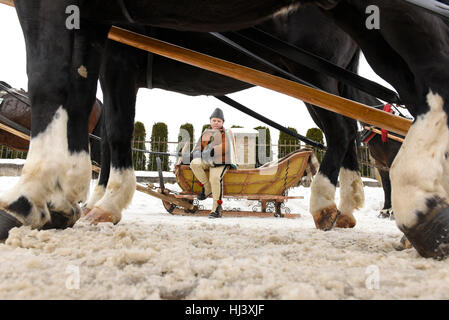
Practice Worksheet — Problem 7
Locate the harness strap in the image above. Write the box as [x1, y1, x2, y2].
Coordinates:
[146, 52, 154, 89]
[231, 27, 403, 105]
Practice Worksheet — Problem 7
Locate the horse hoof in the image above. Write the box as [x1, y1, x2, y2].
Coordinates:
[83, 207, 120, 225]
[82, 206, 91, 217]
[378, 209, 392, 219]
[336, 214, 356, 228]
[0, 209, 22, 241]
[394, 235, 413, 251]
[400, 234, 412, 249]
[402, 200, 449, 259]
[313, 206, 340, 231]
[42, 207, 81, 230]
[378, 212, 389, 219]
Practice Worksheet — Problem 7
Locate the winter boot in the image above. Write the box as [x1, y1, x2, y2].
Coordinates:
[209, 201, 223, 219]
[197, 183, 212, 200]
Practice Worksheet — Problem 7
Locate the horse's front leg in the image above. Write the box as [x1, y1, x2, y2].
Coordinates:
[391, 91, 449, 259]
[83, 40, 143, 224]
[0, 1, 109, 238]
[309, 110, 354, 230]
[336, 129, 364, 228]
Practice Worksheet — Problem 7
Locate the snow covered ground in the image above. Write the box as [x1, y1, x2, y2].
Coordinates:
[0, 176, 448, 300]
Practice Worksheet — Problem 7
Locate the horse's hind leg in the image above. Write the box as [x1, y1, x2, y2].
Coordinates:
[391, 91, 449, 259]
[0, 1, 110, 237]
[377, 168, 393, 218]
[83, 118, 111, 216]
[83, 40, 144, 224]
[336, 125, 364, 228]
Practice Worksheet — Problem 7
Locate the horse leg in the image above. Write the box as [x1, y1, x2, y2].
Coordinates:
[0, 1, 109, 238]
[308, 108, 353, 230]
[377, 168, 393, 219]
[83, 117, 111, 216]
[349, 1, 449, 258]
[391, 91, 449, 259]
[83, 40, 144, 224]
[336, 128, 364, 228]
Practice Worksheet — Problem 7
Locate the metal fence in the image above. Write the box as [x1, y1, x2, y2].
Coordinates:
[0, 137, 377, 179]
[0, 145, 27, 160]
[130, 137, 378, 179]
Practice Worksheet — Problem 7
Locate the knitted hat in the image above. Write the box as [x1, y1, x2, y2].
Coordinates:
[210, 108, 225, 121]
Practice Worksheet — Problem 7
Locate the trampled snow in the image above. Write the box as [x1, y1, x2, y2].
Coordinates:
[0, 176, 448, 300]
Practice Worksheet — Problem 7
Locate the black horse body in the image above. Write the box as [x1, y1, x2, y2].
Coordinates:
[93, 4, 406, 226]
[4, 0, 449, 258]
[87, 5, 366, 229]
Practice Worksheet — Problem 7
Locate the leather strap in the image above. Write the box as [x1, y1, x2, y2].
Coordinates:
[146, 52, 154, 89]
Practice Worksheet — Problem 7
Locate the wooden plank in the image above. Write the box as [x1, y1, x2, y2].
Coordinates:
[108, 26, 412, 136]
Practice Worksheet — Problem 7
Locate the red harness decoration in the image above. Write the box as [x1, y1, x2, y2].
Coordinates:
[381, 104, 393, 143]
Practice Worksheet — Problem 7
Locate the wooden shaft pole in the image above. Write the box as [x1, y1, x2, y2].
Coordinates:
[108, 26, 412, 136]
[92, 165, 195, 210]
[0, 0, 14, 7]
[135, 184, 195, 210]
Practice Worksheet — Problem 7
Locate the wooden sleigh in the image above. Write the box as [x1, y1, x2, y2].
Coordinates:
[157, 149, 318, 218]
